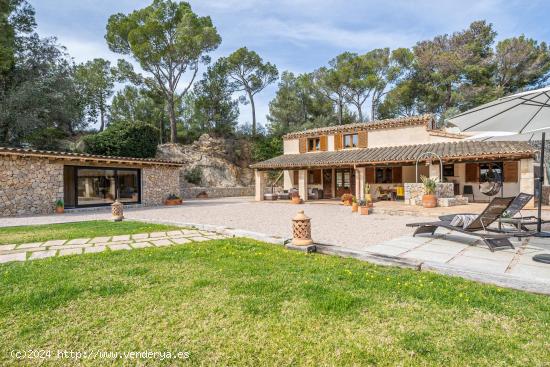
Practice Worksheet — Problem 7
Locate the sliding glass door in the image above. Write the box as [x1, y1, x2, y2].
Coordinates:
[71, 167, 141, 207]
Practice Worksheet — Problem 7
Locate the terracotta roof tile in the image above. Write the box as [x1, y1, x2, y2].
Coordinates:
[0, 146, 183, 166]
[251, 141, 535, 169]
[282, 114, 435, 140]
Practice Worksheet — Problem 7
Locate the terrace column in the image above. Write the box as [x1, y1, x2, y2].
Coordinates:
[254, 170, 266, 201]
[520, 158, 535, 208]
[298, 169, 308, 201]
[283, 170, 292, 190]
[356, 167, 366, 200]
[429, 164, 441, 180]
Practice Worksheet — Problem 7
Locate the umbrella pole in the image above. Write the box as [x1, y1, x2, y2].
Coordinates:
[537, 132, 545, 232]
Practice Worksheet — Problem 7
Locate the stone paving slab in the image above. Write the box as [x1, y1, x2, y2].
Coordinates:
[0, 244, 16, 251]
[29, 250, 57, 260]
[402, 249, 456, 263]
[89, 236, 111, 243]
[59, 248, 82, 256]
[131, 233, 149, 240]
[0, 252, 27, 263]
[43, 240, 66, 247]
[17, 242, 43, 249]
[131, 242, 153, 249]
[112, 235, 130, 242]
[66, 238, 90, 245]
[149, 232, 166, 238]
[365, 244, 407, 257]
[150, 239, 173, 247]
[85, 246, 106, 254]
[171, 237, 191, 245]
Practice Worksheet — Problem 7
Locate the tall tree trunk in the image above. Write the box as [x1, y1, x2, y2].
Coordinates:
[167, 96, 177, 143]
[357, 103, 363, 123]
[338, 100, 343, 125]
[99, 100, 105, 132]
[249, 91, 257, 137]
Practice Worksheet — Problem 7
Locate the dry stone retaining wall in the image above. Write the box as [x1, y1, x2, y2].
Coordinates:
[0, 155, 63, 216]
[181, 186, 254, 199]
[142, 166, 181, 206]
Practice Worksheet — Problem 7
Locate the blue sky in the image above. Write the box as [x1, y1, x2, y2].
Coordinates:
[30, 0, 550, 129]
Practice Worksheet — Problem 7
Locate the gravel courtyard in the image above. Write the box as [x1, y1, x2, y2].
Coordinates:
[0, 197, 433, 250]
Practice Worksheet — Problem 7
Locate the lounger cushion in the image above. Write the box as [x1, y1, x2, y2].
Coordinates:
[450, 214, 477, 228]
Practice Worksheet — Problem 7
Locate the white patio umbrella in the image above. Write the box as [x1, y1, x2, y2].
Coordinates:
[448, 86, 550, 235]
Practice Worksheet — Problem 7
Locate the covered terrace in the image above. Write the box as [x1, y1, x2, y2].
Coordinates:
[251, 140, 537, 206]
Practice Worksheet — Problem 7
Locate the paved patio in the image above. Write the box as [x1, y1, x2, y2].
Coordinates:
[1, 197, 549, 293]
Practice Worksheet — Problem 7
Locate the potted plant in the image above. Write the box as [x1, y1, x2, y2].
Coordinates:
[291, 191, 302, 204]
[165, 194, 183, 206]
[55, 199, 64, 214]
[341, 193, 353, 206]
[364, 183, 372, 203]
[351, 196, 358, 212]
[420, 175, 438, 208]
[358, 199, 369, 215]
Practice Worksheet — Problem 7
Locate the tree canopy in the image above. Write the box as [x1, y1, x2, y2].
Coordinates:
[217, 47, 278, 136]
[105, 0, 221, 143]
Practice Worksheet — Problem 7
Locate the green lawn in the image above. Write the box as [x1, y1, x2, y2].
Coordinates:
[0, 220, 182, 244]
[1, 238, 549, 366]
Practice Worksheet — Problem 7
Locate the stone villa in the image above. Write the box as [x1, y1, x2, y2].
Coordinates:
[252, 115, 538, 206]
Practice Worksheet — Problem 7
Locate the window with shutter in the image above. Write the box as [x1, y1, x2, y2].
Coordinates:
[358, 131, 368, 148]
[465, 163, 479, 182]
[320, 135, 328, 151]
[334, 134, 342, 151]
[503, 161, 518, 182]
[365, 167, 375, 183]
[298, 138, 306, 154]
[392, 167, 402, 183]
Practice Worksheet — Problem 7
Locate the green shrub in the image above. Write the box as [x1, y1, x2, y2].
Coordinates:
[184, 166, 203, 185]
[84, 122, 159, 158]
[251, 135, 283, 162]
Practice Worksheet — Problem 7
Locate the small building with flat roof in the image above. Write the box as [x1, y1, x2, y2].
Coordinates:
[0, 147, 183, 217]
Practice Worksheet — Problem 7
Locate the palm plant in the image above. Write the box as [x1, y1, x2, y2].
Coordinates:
[420, 175, 439, 195]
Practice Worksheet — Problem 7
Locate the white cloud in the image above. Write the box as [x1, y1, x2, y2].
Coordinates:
[252, 18, 418, 50]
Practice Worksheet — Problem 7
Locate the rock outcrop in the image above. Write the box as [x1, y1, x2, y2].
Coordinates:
[156, 134, 254, 188]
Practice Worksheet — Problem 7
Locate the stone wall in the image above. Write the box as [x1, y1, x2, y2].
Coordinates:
[0, 155, 63, 216]
[181, 186, 254, 199]
[404, 182, 454, 206]
[142, 166, 181, 206]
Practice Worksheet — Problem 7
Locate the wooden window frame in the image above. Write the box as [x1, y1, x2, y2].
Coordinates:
[343, 133, 358, 149]
[307, 137, 321, 152]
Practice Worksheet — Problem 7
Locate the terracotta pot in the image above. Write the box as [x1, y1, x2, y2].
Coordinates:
[359, 206, 369, 215]
[351, 203, 358, 212]
[55, 206, 64, 214]
[165, 198, 183, 206]
[291, 197, 302, 204]
[422, 194, 437, 208]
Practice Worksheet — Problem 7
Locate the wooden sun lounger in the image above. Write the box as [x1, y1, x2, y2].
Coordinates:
[407, 196, 522, 252]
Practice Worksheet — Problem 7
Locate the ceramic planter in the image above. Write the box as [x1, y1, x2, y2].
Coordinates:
[359, 206, 369, 215]
[55, 206, 64, 214]
[351, 203, 358, 212]
[422, 194, 437, 208]
[291, 197, 302, 204]
[165, 198, 183, 206]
